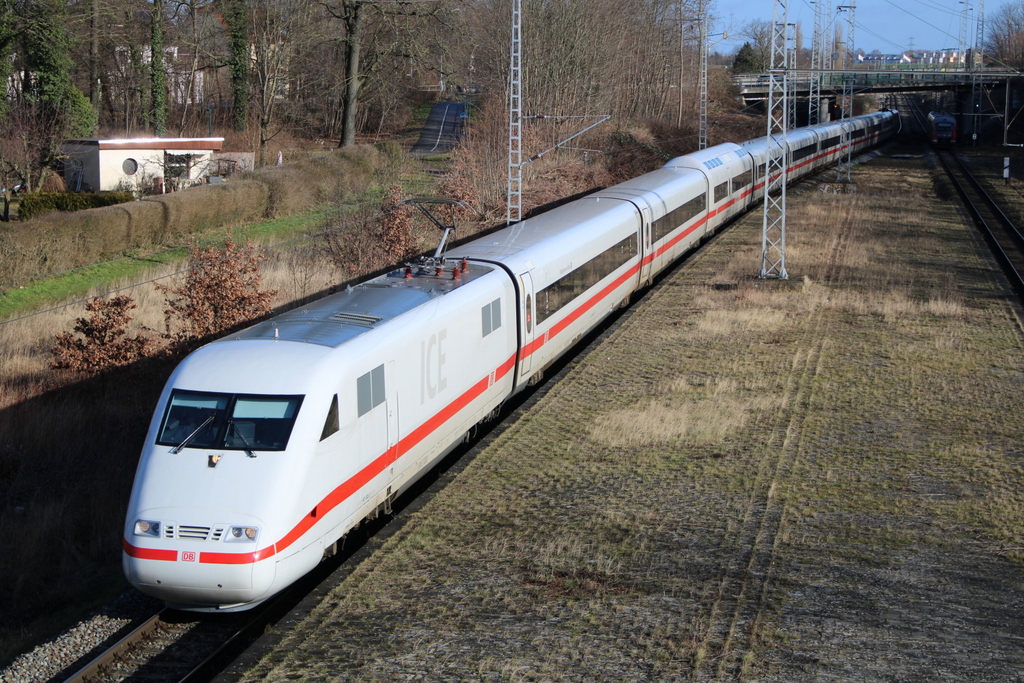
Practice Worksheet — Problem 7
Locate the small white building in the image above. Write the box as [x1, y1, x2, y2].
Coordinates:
[61, 137, 224, 194]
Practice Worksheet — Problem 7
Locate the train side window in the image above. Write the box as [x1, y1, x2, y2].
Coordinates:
[651, 194, 706, 242]
[320, 394, 339, 441]
[714, 181, 729, 203]
[792, 144, 817, 161]
[481, 298, 502, 337]
[534, 233, 638, 324]
[731, 169, 752, 192]
[357, 365, 385, 417]
[525, 295, 532, 333]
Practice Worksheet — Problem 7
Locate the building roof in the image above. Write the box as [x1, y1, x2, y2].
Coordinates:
[64, 138, 224, 151]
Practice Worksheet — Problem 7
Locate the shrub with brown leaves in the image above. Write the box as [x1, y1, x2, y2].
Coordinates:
[158, 232, 276, 352]
[437, 146, 480, 223]
[51, 295, 156, 373]
[379, 184, 415, 263]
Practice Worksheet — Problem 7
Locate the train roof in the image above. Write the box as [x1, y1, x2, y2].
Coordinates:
[450, 195, 640, 269]
[217, 263, 496, 348]
[663, 143, 746, 172]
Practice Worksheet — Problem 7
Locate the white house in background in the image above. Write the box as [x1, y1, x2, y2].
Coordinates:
[61, 137, 224, 194]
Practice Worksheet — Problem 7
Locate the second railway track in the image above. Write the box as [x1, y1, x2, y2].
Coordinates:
[904, 94, 1024, 299]
[935, 148, 1024, 299]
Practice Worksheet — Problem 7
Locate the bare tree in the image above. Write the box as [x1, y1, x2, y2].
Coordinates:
[320, 0, 446, 147]
[988, 1, 1024, 70]
[743, 18, 772, 72]
[249, 0, 317, 164]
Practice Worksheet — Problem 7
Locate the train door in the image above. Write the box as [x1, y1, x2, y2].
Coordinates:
[638, 204, 654, 286]
[518, 271, 536, 381]
[386, 360, 398, 464]
[375, 360, 400, 512]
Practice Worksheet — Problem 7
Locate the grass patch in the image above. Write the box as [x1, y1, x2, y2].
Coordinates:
[0, 208, 329, 322]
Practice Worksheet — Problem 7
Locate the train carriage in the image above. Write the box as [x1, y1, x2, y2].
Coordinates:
[124, 110, 900, 611]
[927, 111, 956, 144]
[452, 196, 643, 388]
[125, 264, 518, 610]
[592, 167, 709, 287]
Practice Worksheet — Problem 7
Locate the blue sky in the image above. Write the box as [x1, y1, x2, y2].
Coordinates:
[713, 0, 1012, 55]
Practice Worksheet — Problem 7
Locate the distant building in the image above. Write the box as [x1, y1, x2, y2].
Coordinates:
[903, 49, 967, 66]
[61, 138, 224, 193]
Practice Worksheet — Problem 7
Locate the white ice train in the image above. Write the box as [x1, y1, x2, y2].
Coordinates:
[123, 110, 899, 611]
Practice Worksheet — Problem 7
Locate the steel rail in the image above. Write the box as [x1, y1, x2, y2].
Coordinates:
[950, 153, 1024, 252]
[61, 610, 167, 683]
[936, 149, 1024, 299]
[902, 94, 1024, 299]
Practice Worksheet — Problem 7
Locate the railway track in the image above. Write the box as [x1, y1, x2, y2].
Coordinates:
[934, 150, 1024, 299]
[58, 506, 401, 683]
[61, 586, 306, 682]
[902, 95, 1024, 300]
[62, 610, 241, 683]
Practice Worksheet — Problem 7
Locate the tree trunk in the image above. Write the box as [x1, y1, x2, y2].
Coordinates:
[339, 0, 364, 148]
[90, 0, 100, 130]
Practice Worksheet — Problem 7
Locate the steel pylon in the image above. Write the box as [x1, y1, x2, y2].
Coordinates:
[761, 0, 789, 279]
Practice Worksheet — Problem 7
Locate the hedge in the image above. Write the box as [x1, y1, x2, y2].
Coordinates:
[0, 146, 379, 287]
[18, 192, 135, 221]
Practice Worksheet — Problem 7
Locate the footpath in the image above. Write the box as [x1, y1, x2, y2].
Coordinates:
[230, 153, 1024, 682]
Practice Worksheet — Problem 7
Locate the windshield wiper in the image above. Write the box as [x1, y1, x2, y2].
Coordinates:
[228, 420, 257, 458]
[170, 414, 216, 454]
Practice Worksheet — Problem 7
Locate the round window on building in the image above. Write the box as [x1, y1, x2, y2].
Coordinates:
[123, 158, 139, 175]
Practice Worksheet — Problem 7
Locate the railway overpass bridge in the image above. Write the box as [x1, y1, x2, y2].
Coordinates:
[734, 69, 1020, 105]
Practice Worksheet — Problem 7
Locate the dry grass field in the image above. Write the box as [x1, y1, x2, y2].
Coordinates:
[235, 153, 1024, 682]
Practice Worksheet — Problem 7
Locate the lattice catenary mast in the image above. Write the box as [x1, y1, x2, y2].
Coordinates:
[836, 3, 856, 183]
[971, 0, 985, 142]
[761, 0, 789, 279]
[698, 0, 709, 149]
[507, 0, 523, 225]
[808, 0, 827, 125]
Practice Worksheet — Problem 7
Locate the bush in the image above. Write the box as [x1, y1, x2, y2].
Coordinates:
[0, 147, 380, 288]
[18, 191, 135, 221]
[379, 185, 415, 263]
[157, 232, 276, 353]
[241, 148, 377, 218]
[51, 295, 155, 373]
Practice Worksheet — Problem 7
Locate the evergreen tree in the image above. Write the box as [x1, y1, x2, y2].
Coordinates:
[0, 0, 97, 198]
[0, 0, 15, 122]
[219, 0, 250, 132]
[150, 0, 167, 136]
[18, 0, 97, 136]
[732, 41, 764, 73]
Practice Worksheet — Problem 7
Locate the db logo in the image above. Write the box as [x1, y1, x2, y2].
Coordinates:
[180, 551, 197, 562]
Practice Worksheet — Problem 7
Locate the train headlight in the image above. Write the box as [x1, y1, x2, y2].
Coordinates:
[133, 520, 161, 537]
[227, 526, 258, 543]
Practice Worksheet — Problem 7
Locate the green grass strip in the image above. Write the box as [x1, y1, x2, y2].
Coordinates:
[0, 209, 330, 322]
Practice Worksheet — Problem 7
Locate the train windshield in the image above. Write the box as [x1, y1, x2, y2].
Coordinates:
[156, 390, 304, 452]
